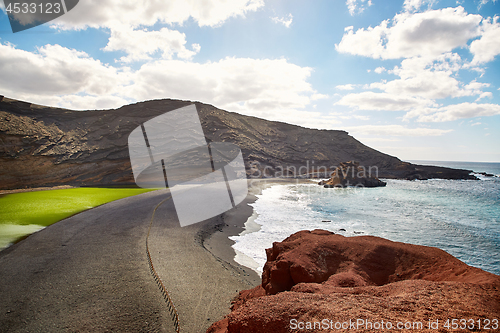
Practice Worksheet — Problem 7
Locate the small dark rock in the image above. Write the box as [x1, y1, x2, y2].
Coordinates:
[321, 161, 387, 188]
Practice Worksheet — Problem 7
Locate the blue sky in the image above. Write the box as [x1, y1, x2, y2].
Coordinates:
[0, 0, 499, 162]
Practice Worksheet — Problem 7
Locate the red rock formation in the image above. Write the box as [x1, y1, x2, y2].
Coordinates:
[208, 230, 500, 333]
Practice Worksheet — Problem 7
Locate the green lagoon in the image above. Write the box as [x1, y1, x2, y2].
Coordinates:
[0, 187, 154, 249]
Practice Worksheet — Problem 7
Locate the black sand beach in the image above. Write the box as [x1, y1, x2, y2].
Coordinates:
[0, 180, 284, 332]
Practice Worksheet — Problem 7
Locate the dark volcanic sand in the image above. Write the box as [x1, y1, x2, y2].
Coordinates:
[0, 184, 264, 332]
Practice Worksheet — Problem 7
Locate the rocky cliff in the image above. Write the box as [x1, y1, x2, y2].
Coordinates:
[208, 230, 500, 333]
[0, 96, 476, 190]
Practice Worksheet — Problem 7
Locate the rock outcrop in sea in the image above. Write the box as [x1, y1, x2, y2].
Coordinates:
[208, 230, 500, 333]
[319, 161, 386, 188]
[0, 96, 477, 190]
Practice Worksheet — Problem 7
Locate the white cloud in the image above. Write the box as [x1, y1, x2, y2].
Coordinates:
[475, 92, 493, 101]
[52, 0, 264, 29]
[336, 22, 388, 59]
[103, 25, 200, 63]
[403, 0, 435, 13]
[271, 14, 293, 28]
[336, 7, 482, 59]
[45, 0, 266, 70]
[329, 112, 370, 121]
[336, 91, 434, 111]
[352, 114, 370, 120]
[346, 0, 373, 16]
[126, 57, 314, 112]
[359, 73, 492, 112]
[336, 84, 356, 90]
[407, 102, 500, 122]
[342, 124, 452, 136]
[311, 93, 329, 100]
[47, 94, 131, 110]
[463, 80, 490, 92]
[236, 108, 344, 129]
[370, 57, 490, 100]
[0, 42, 125, 96]
[0, 42, 322, 126]
[469, 16, 500, 65]
[471, 122, 482, 126]
[335, 5, 498, 124]
[478, 0, 498, 9]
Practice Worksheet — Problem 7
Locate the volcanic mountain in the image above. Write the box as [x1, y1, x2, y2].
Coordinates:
[0, 96, 475, 190]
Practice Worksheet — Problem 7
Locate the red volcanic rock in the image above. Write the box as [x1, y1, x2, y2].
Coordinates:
[262, 230, 499, 293]
[208, 230, 500, 333]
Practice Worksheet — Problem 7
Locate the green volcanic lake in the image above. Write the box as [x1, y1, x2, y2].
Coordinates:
[0, 187, 155, 249]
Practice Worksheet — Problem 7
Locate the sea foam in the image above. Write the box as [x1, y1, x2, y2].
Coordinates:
[231, 175, 500, 276]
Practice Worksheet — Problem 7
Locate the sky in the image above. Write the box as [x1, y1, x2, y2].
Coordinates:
[0, 0, 499, 162]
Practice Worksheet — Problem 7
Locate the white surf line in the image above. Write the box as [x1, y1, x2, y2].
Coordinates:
[60, 0, 68, 13]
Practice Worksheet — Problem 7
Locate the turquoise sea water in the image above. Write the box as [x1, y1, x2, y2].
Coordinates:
[231, 162, 500, 276]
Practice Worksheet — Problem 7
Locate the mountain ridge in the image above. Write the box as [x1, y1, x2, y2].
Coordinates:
[0, 96, 476, 190]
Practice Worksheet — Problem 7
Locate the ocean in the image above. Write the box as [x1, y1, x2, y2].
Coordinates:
[230, 161, 500, 276]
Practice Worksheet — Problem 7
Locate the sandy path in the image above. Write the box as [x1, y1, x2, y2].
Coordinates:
[148, 194, 259, 333]
[0, 190, 175, 332]
[0, 185, 262, 333]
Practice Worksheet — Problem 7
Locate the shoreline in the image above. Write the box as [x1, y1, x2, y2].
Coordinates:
[0, 187, 270, 332]
[1, 177, 498, 331]
[212, 176, 500, 277]
[204, 178, 316, 276]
